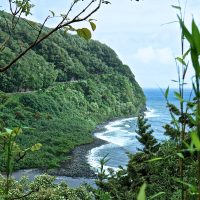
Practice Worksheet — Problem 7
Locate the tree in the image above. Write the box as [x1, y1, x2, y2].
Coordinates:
[179, 15, 200, 200]
[136, 114, 159, 154]
[0, 0, 104, 73]
[0, 0, 141, 74]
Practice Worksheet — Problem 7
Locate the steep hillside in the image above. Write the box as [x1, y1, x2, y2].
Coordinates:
[0, 11, 136, 92]
[0, 11, 145, 169]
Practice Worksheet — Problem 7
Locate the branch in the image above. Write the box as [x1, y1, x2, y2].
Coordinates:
[15, 151, 27, 163]
[34, 15, 50, 45]
[72, 0, 95, 21]
[0, 0, 102, 72]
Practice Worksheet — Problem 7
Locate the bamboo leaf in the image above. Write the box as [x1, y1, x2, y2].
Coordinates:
[183, 48, 191, 59]
[177, 152, 184, 159]
[178, 16, 193, 45]
[137, 183, 146, 200]
[192, 19, 200, 55]
[165, 87, 169, 98]
[191, 131, 200, 150]
[171, 5, 181, 10]
[174, 91, 184, 102]
[147, 157, 163, 162]
[149, 192, 165, 199]
[174, 178, 197, 193]
[191, 49, 200, 75]
[176, 57, 186, 66]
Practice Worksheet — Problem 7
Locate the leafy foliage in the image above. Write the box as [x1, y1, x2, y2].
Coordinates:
[0, 12, 145, 169]
[0, 11, 139, 93]
[96, 142, 198, 200]
[0, 174, 98, 200]
[135, 114, 159, 153]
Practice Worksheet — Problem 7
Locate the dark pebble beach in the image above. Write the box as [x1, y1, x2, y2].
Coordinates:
[49, 124, 108, 178]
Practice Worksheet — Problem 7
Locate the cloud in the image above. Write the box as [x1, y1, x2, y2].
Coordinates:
[133, 47, 174, 64]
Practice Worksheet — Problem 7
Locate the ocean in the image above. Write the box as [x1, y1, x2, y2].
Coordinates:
[87, 88, 192, 172]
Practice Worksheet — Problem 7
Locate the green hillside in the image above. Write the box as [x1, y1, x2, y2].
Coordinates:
[0, 11, 145, 169]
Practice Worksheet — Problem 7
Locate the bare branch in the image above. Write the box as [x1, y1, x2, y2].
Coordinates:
[0, 0, 102, 72]
[15, 151, 27, 163]
[72, 0, 95, 21]
[34, 15, 50, 45]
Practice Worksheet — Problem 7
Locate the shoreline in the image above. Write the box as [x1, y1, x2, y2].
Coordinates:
[49, 137, 108, 178]
[11, 117, 130, 181]
[47, 115, 140, 178]
[12, 115, 140, 180]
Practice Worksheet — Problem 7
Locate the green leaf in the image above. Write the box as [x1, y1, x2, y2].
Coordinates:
[174, 178, 197, 193]
[191, 49, 200, 75]
[178, 16, 193, 45]
[5, 128, 12, 134]
[191, 131, 200, 150]
[49, 10, 55, 17]
[149, 192, 165, 199]
[176, 57, 186, 66]
[174, 91, 184, 102]
[76, 28, 92, 40]
[171, 5, 181, 10]
[177, 152, 184, 159]
[165, 87, 169, 98]
[102, 1, 111, 4]
[183, 48, 191, 59]
[22, 126, 35, 130]
[147, 157, 163, 162]
[11, 127, 22, 137]
[137, 183, 146, 200]
[31, 143, 42, 152]
[90, 22, 96, 31]
[89, 19, 96, 22]
[192, 19, 200, 55]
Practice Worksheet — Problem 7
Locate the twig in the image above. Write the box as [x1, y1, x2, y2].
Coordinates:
[0, 0, 102, 72]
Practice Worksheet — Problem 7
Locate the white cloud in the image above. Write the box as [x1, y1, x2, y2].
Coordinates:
[133, 47, 174, 64]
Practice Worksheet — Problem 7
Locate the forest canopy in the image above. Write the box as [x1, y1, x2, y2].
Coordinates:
[0, 11, 145, 168]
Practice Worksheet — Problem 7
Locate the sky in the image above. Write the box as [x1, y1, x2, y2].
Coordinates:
[1, 0, 200, 88]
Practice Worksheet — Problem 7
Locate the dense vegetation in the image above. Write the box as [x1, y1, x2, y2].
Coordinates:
[0, 11, 145, 169]
[0, 11, 138, 92]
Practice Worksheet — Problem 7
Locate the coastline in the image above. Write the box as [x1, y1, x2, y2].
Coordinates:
[11, 137, 105, 188]
[49, 137, 107, 178]
[48, 115, 141, 178]
[12, 116, 134, 181]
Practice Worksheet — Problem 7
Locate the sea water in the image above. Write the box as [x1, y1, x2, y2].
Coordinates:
[87, 88, 192, 172]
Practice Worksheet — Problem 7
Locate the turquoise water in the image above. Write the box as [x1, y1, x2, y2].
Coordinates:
[87, 88, 192, 171]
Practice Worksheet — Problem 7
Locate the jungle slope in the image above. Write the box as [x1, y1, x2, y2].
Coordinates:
[0, 11, 145, 170]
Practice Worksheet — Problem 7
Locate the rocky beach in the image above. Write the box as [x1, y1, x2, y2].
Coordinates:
[49, 137, 107, 178]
